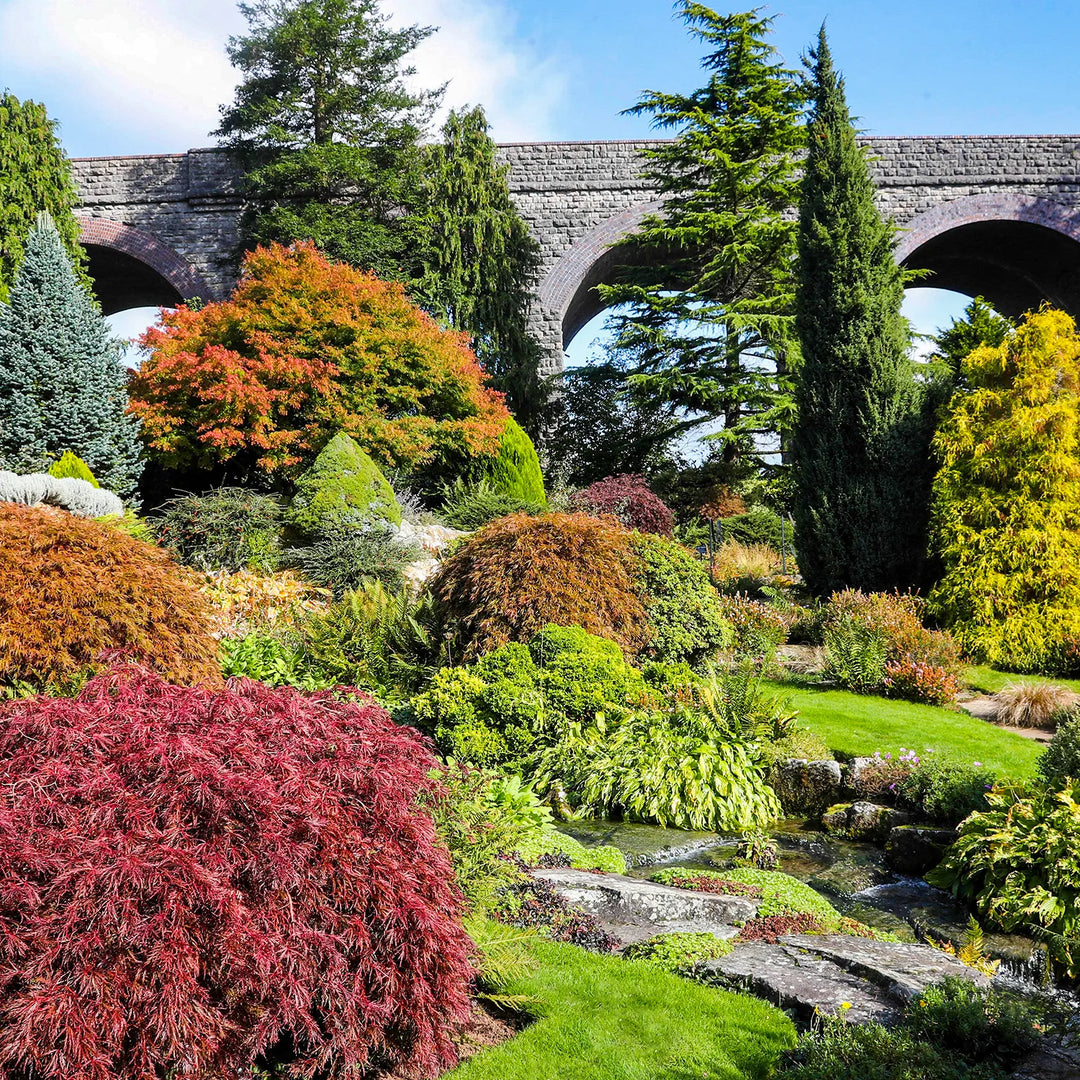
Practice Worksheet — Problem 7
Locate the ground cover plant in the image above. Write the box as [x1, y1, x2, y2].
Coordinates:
[764, 680, 1043, 780]
[446, 939, 796, 1080]
[0, 504, 221, 689]
[0, 666, 474, 1079]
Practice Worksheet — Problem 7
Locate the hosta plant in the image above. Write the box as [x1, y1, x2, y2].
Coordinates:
[0, 666, 473, 1079]
[929, 779, 1080, 976]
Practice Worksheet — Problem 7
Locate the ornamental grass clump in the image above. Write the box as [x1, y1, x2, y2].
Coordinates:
[0, 666, 473, 1080]
[0, 504, 220, 688]
[992, 681, 1079, 728]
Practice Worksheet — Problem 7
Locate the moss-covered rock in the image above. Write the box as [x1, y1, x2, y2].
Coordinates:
[289, 432, 401, 536]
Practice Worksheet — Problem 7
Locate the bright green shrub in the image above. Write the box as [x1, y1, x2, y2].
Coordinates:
[48, 450, 99, 487]
[896, 757, 995, 823]
[929, 308, 1080, 673]
[623, 932, 733, 973]
[220, 631, 332, 690]
[720, 505, 789, 550]
[479, 416, 546, 506]
[532, 706, 781, 832]
[289, 432, 401, 536]
[154, 488, 284, 572]
[928, 779, 1080, 976]
[410, 626, 652, 767]
[630, 532, 732, 666]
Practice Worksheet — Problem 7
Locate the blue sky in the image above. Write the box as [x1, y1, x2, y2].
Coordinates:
[0, 0, 1073, 350]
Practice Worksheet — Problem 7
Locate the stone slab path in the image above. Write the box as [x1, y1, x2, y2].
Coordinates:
[536, 868, 989, 1025]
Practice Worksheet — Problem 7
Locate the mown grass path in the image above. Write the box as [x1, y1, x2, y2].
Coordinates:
[448, 940, 794, 1080]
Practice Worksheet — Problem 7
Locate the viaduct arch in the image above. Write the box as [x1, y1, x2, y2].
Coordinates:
[71, 135, 1080, 371]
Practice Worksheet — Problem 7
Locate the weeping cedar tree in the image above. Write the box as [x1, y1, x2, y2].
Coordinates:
[416, 107, 545, 435]
[0, 92, 87, 302]
[597, 5, 805, 476]
[216, 0, 442, 283]
[0, 213, 141, 494]
[791, 28, 932, 595]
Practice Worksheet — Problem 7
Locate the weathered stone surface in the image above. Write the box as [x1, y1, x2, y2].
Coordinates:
[808, 857, 887, 899]
[769, 758, 843, 818]
[777, 934, 990, 1001]
[823, 801, 914, 841]
[603, 920, 740, 948]
[699, 941, 902, 1025]
[396, 520, 466, 555]
[532, 867, 756, 926]
[885, 825, 957, 876]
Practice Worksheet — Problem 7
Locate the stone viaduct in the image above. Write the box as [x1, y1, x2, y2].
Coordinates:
[71, 136, 1080, 372]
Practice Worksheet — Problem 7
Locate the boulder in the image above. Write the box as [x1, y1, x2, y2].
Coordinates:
[396, 519, 466, 555]
[885, 825, 957, 876]
[808, 856, 887, 899]
[769, 758, 843, 818]
[532, 867, 756, 928]
[823, 801, 913, 841]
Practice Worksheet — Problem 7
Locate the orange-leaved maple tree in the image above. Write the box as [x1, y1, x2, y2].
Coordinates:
[129, 241, 510, 478]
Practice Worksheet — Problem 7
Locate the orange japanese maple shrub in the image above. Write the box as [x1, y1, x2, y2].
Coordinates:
[129, 242, 510, 478]
[0, 505, 221, 687]
[427, 512, 650, 659]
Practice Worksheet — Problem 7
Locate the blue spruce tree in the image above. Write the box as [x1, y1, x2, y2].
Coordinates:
[0, 212, 141, 495]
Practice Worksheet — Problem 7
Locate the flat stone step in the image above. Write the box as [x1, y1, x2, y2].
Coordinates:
[532, 867, 757, 926]
[699, 941, 901, 1025]
[778, 933, 990, 1002]
[601, 919, 741, 948]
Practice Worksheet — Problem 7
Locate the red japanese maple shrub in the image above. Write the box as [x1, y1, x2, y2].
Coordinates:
[572, 474, 674, 536]
[0, 667, 472, 1080]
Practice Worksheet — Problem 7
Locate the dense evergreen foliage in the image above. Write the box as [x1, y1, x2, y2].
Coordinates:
[0, 92, 86, 302]
[791, 29, 929, 595]
[597, 5, 805, 472]
[216, 0, 440, 282]
[929, 307, 1080, 672]
[0, 213, 141, 494]
[928, 295, 1014, 391]
[477, 416, 547, 506]
[418, 107, 544, 429]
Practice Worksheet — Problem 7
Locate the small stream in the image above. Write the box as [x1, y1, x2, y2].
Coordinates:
[559, 817, 1053, 990]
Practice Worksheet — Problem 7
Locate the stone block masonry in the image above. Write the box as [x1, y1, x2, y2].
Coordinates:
[72, 135, 1080, 374]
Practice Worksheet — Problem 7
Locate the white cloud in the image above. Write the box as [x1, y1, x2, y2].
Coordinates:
[0, 0, 564, 153]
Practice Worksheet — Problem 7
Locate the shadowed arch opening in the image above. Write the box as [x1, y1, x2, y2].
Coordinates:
[77, 217, 211, 316]
[897, 194, 1080, 319]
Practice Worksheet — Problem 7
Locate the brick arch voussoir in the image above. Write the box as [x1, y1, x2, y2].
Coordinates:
[76, 216, 212, 303]
[538, 200, 663, 333]
[896, 193, 1080, 263]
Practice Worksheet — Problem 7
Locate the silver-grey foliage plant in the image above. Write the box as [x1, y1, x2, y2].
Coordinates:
[0, 470, 123, 517]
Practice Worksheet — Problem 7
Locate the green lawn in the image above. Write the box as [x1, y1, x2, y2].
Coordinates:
[448, 940, 794, 1080]
[964, 664, 1080, 696]
[766, 680, 1044, 779]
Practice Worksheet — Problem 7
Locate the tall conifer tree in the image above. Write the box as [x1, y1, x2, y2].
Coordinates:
[791, 27, 929, 594]
[0, 93, 86, 301]
[598, 5, 805, 473]
[416, 107, 543, 431]
[0, 213, 141, 494]
[216, 0, 441, 282]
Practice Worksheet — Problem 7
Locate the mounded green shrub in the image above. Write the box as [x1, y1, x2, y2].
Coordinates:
[289, 432, 401, 537]
[630, 532, 732, 666]
[48, 450, 99, 487]
[479, 416, 546, 506]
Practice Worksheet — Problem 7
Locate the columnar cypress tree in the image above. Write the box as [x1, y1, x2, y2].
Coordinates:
[791, 28, 929, 594]
[0, 92, 86, 301]
[416, 107, 544, 433]
[0, 213, 141, 495]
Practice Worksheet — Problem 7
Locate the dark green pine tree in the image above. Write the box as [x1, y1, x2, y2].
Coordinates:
[415, 106, 544, 433]
[0, 92, 87, 302]
[216, 0, 442, 283]
[0, 213, 141, 495]
[598, 5, 806, 476]
[791, 27, 931, 595]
